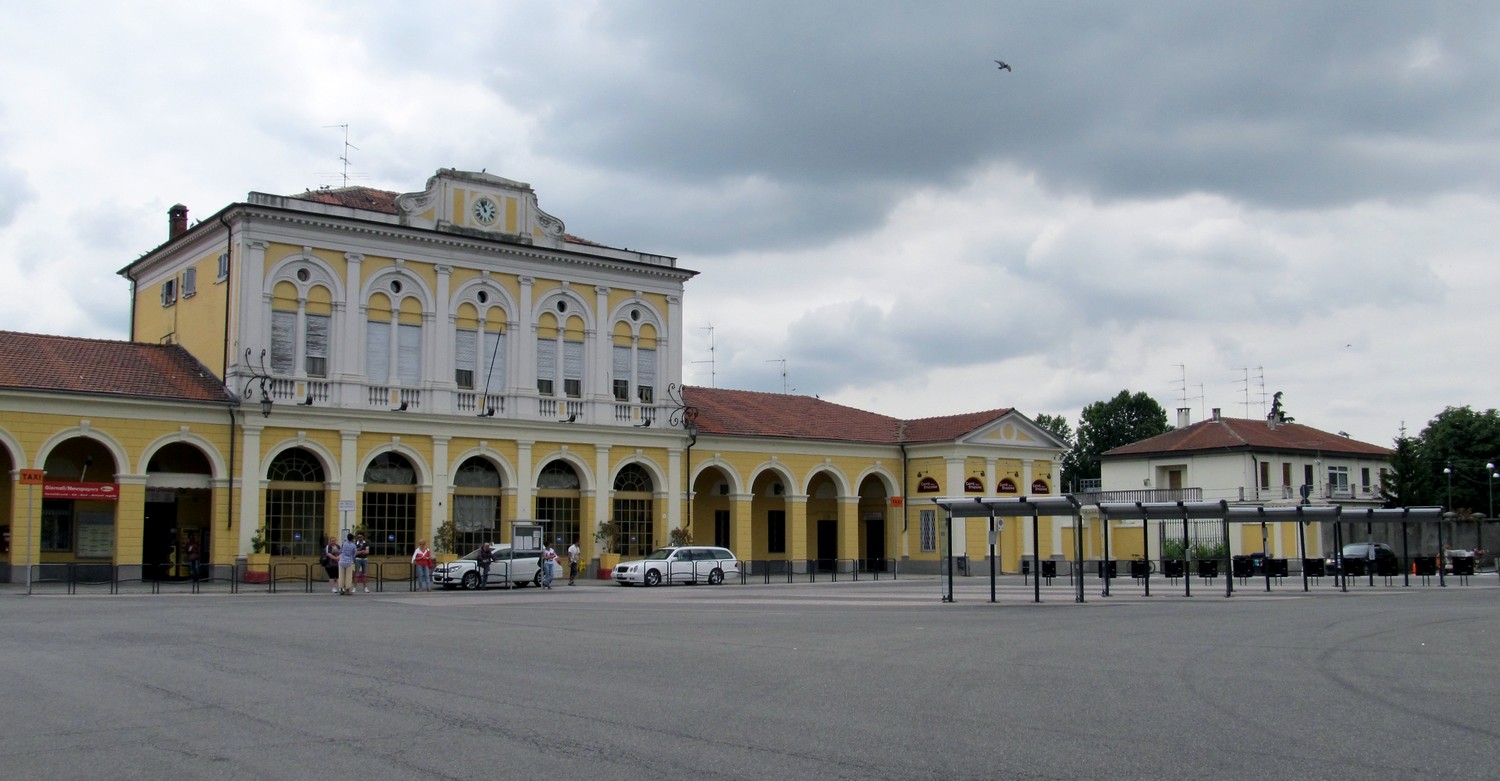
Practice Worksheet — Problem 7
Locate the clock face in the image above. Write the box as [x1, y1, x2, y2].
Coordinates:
[472, 197, 497, 225]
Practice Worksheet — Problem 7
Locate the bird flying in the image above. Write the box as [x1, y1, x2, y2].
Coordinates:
[994, 60, 1011, 71]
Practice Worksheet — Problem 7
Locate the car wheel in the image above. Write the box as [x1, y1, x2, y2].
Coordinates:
[461, 571, 480, 590]
[531, 569, 543, 588]
[644, 569, 662, 587]
[708, 568, 724, 585]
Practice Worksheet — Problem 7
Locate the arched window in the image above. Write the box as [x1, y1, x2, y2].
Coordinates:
[612, 463, 654, 557]
[266, 448, 326, 557]
[269, 272, 333, 378]
[367, 287, 423, 388]
[452, 457, 502, 552]
[534, 460, 581, 549]
[611, 319, 657, 404]
[536, 306, 585, 398]
[362, 452, 417, 556]
[454, 301, 506, 394]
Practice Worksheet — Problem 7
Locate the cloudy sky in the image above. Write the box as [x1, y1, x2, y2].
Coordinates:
[1, 1, 1495, 447]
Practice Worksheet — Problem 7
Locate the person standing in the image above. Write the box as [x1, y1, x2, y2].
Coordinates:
[184, 532, 202, 581]
[323, 536, 341, 593]
[411, 539, 434, 592]
[477, 541, 493, 589]
[354, 531, 371, 593]
[338, 533, 358, 595]
[567, 539, 581, 586]
[541, 543, 557, 589]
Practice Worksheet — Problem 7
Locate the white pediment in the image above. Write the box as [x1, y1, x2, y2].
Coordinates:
[962, 412, 1067, 450]
[396, 169, 567, 248]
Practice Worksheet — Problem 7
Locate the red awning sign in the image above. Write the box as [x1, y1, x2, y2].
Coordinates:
[43, 481, 120, 501]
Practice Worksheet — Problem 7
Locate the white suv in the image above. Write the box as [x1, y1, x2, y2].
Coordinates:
[613, 546, 739, 586]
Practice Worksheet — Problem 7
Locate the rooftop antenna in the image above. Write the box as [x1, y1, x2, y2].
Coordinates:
[1172, 364, 1188, 409]
[322, 124, 359, 188]
[1191, 383, 1205, 421]
[766, 357, 790, 394]
[691, 324, 717, 388]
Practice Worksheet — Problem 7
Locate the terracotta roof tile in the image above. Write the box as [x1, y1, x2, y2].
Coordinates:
[0, 331, 236, 405]
[684, 387, 1012, 445]
[1102, 416, 1391, 459]
[289, 186, 400, 214]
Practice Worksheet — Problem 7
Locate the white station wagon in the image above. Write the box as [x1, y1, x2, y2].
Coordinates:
[613, 546, 739, 586]
[433, 544, 545, 590]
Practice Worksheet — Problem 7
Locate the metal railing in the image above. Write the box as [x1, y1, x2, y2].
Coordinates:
[734, 558, 899, 584]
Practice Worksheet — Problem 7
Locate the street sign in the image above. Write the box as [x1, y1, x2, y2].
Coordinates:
[19, 469, 43, 485]
[338, 500, 356, 512]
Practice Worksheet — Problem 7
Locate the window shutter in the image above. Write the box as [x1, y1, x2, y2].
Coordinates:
[536, 337, 556, 394]
[483, 331, 506, 392]
[455, 329, 477, 388]
[563, 340, 583, 381]
[271, 311, 296, 375]
[304, 314, 329, 377]
[397, 323, 422, 386]
[366, 320, 390, 384]
[182, 268, 197, 297]
[637, 347, 656, 394]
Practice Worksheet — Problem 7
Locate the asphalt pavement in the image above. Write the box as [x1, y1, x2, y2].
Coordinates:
[2, 574, 1497, 780]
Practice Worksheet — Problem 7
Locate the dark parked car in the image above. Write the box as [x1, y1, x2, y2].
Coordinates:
[1326, 542, 1397, 576]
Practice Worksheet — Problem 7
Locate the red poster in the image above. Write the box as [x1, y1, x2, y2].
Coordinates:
[43, 481, 120, 501]
[917, 476, 941, 494]
[996, 478, 1018, 493]
[964, 476, 984, 493]
[1031, 479, 1050, 494]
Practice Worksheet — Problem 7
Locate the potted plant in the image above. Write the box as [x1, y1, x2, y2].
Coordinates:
[245, 526, 271, 583]
[594, 520, 621, 578]
[433, 520, 458, 563]
[668, 526, 693, 546]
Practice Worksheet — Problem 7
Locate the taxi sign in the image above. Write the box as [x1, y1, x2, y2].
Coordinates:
[19, 469, 44, 485]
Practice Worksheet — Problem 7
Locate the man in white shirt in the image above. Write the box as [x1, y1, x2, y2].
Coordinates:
[567, 539, 582, 585]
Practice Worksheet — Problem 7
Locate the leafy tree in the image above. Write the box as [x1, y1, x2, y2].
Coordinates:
[1074, 390, 1171, 481]
[1380, 435, 1426, 509]
[1033, 413, 1082, 491]
[1415, 406, 1500, 514]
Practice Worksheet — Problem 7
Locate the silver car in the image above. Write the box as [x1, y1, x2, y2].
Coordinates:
[433, 544, 545, 590]
[613, 546, 739, 586]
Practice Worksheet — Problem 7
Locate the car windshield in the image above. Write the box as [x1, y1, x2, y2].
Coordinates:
[644, 548, 678, 561]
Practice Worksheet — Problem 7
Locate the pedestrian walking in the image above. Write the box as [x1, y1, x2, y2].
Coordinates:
[411, 539, 434, 591]
[567, 539, 581, 585]
[338, 533, 358, 595]
[541, 543, 557, 589]
[477, 541, 493, 589]
[322, 536, 341, 593]
[184, 532, 202, 581]
[354, 531, 371, 592]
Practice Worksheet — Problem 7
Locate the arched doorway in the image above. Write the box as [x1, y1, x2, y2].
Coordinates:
[691, 465, 735, 549]
[534, 460, 582, 551]
[807, 472, 840, 572]
[857, 474, 892, 572]
[265, 448, 327, 557]
[612, 464, 654, 557]
[0, 443, 14, 574]
[362, 452, 417, 556]
[144, 442, 215, 580]
[452, 456, 503, 553]
[750, 470, 789, 571]
[41, 438, 119, 565]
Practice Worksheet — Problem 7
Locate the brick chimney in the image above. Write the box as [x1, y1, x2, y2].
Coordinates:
[169, 204, 189, 238]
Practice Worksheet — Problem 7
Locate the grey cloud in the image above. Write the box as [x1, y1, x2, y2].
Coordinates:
[477, 1, 1500, 254]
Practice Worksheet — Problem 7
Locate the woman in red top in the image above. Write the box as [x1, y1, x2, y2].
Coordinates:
[411, 540, 435, 591]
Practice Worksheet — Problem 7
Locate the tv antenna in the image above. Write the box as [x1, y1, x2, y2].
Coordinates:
[1237, 366, 1266, 417]
[322, 124, 360, 188]
[766, 357, 791, 394]
[691, 324, 717, 388]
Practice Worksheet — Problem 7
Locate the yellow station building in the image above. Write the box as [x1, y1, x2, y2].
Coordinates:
[1, 169, 1071, 582]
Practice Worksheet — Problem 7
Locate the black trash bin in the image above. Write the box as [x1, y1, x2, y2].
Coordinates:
[1162, 559, 1185, 579]
[1129, 559, 1151, 579]
[956, 555, 968, 576]
[1097, 560, 1117, 579]
[1231, 555, 1254, 579]
[1039, 560, 1057, 580]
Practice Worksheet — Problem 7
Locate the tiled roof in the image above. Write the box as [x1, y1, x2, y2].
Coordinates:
[684, 386, 1012, 445]
[0, 331, 236, 405]
[289, 186, 400, 214]
[1101, 416, 1392, 459]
